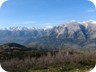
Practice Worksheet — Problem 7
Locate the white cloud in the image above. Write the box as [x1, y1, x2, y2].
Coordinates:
[87, 9, 96, 12]
[14, 21, 38, 25]
[14, 20, 67, 27]
[46, 25, 53, 29]
[22, 21, 37, 24]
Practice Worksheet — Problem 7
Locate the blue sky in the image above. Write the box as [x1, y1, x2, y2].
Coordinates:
[0, 0, 96, 27]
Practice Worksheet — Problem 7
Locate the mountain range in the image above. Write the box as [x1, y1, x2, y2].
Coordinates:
[0, 20, 96, 48]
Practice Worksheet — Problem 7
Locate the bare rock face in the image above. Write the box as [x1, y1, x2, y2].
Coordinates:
[0, 20, 96, 48]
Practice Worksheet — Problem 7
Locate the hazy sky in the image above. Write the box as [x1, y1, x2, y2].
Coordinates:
[0, 0, 96, 27]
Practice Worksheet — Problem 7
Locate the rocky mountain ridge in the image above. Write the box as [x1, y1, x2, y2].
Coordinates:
[0, 20, 96, 48]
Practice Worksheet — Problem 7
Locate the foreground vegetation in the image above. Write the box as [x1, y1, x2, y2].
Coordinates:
[0, 48, 96, 72]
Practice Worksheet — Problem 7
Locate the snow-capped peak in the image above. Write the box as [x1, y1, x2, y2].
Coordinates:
[43, 25, 53, 30]
[82, 20, 96, 28]
[0, 26, 53, 31]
